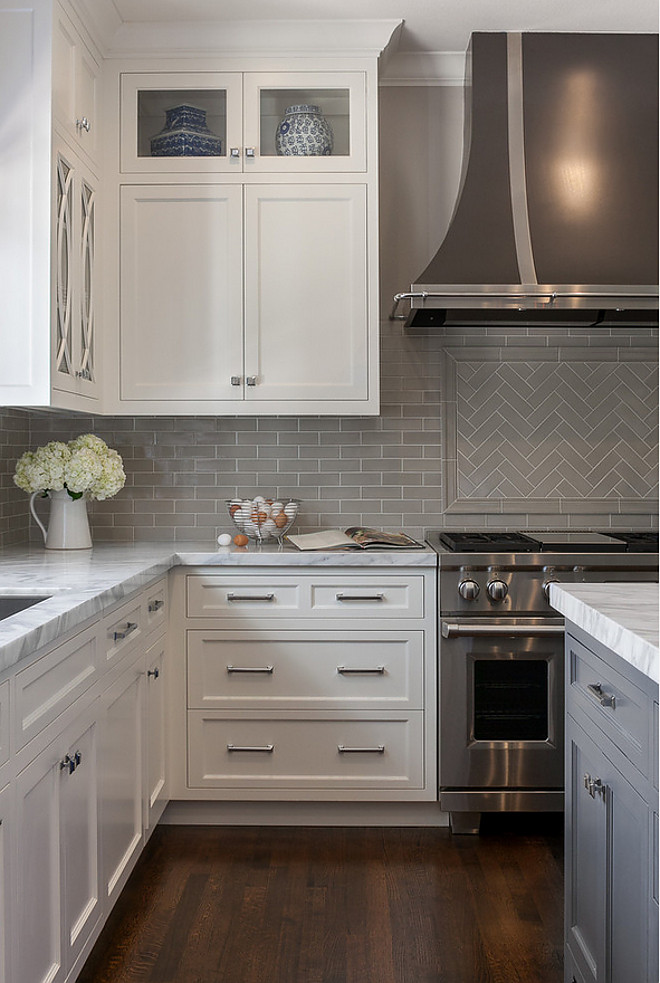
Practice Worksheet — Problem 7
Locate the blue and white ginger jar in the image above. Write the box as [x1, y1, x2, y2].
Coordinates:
[275, 104, 333, 157]
[150, 105, 222, 157]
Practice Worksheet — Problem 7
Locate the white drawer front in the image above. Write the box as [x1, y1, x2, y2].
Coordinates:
[14, 624, 98, 749]
[187, 712, 424, 789]
[145, 578, 168, 636]
[187, 577, 303, 618]
[187, 630, 424, 710]
[0, 680, 8, 767]
[310, 577, 424, 618]
[104, 597, 143, 667]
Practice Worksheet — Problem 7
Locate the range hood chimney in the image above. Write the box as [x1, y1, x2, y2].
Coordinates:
[393, 33, 659, 328]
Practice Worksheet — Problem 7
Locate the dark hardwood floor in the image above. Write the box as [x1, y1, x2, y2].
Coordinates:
[77, 815, 564, 983]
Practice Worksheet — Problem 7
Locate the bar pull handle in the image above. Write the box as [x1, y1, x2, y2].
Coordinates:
[587, 683, 616, 709]
[337, 745, 385, 754]
[147, 668, 160, 679]
[337, 666, 386, 675]
[335, 593, 384, 602]
[148, 598, 164, 613]
[227, 665, 274, 674]
[584, 773, 606, 798]
[111, 621, 138, 641]
[227, 744, 274, 753]
[226, 592, 275, 602]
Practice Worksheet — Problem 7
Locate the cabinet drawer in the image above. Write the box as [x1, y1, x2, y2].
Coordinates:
[568, 636, 651, 780]
[145, 578, 167, 636]
[187, 576, 303, 618]
[186, 574, 424, 620]
[104, 596, 144, 667]
[309, 577, 424, 618]
[14, 624, 98, 749]
[187, 630, 424, 710]
[0, 680, 8, 767]
[187, 711, 424, 789]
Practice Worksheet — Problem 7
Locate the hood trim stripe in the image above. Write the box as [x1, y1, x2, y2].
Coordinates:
[507, 33, 538, 286]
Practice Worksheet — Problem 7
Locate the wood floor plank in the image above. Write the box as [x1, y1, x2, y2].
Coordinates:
[77, 818, 563, 983]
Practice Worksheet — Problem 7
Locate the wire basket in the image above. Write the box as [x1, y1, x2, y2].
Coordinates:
[226, 497, 300, 543]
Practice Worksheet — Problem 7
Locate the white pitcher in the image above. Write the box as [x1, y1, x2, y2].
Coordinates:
[30, 489, 92, 550]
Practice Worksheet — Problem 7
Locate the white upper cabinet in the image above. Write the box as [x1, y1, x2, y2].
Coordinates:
[120, 71, 366, 175]
[0, 0, 101, 411]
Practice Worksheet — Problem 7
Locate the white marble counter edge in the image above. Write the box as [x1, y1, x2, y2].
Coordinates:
[549, 582, 659, 684]
[0, 543, 437, 676]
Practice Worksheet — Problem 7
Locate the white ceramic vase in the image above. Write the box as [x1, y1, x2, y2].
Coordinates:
[30, 489, 92, 550]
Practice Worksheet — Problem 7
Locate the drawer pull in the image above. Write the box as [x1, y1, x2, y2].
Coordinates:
[337, 745, 385, 754]
[335, 593, 384, 602]
[147, 668, 160, 679]
[337, 666, 386, 675]
[583, 773, 606, 799]
[148, 598, 164, 613]
[226, 593, 275, 602]
[110, 621, 138, 641]
[227, 744, 274, 753]
[227, 665, 274, 674]
[587, 683, 616, 709]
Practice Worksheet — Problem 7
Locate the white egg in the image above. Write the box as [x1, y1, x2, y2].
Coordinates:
[262, 519, 276, 535]
[271, 500, 283, 514]
[284, 502, 297, 517]
[253, 495, 265, 505]
[217, 533, 232, 546]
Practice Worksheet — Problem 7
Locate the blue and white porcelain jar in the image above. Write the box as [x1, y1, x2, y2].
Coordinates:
[275, 104, 333, 156]
[150, 105, 222, 157]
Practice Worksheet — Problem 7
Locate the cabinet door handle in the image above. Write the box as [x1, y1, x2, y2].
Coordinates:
[583, 773, 605, 798]
[110, 621, 138, 641]
[148, 598, 164, 613]
[60, 754, 76, 774]
[76, 116, 90, 132]
[245, 147, 256, 158]
[587, 683, 616, 709]
[227, 665, 274, 674]
[147, 668, 160, 678]
[337, 666, 386, 675]
[246, 375, 257, 386]
[230, 147, 241, 158]
[226, 593, 274, 602]
[230, 376, 242, 386]
[337, 745, 385, 754]
[227, 744, 274, 753]
[335, 593, 384, 602]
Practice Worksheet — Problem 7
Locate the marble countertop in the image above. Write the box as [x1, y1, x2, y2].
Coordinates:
[549, 582, 659, 684]
[0, 541, 437, 676]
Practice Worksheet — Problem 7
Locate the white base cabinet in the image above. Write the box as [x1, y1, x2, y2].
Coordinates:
[1, 575, 169, 983]
[170, 567, 437, 802]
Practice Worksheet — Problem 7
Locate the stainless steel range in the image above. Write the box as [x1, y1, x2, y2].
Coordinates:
[425, 530, 659, 833]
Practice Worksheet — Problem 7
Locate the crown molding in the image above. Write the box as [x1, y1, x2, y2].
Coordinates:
[99, 17, 403, 59]
[379, 51, 466, 86]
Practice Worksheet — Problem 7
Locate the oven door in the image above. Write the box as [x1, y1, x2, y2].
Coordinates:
[439, 617, 565, 790]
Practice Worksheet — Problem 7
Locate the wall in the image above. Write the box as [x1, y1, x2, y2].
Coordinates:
[0, 86, 657, 548]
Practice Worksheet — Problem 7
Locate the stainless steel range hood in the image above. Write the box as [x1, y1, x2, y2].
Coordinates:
[392, 33, 659, 328]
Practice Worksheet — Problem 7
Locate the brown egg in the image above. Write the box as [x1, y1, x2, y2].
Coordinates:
[229, 504, 241, 516]
[257, 511, 268, 525]
[274, 513, 289, 528]
[233, 534, 249, 546]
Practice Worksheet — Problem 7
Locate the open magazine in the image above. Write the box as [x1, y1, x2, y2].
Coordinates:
[287, 526, 424, 551]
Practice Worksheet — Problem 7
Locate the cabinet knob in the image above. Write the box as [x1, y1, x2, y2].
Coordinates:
[245, 147, 256, 158]
[147, 668, 160, 679]
[246, 376, 257, 386]
[230, 147, 241, 158]
[76, 116, 91, 132]
[230, 376, 242, 386]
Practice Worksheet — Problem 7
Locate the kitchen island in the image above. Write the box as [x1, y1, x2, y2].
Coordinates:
[550, 583, 659, 983]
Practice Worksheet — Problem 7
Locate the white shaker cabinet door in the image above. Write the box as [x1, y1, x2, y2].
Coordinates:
[243, 184, 369, 404]
[120, 184, 243, 402]
[0, 782, 11, 983]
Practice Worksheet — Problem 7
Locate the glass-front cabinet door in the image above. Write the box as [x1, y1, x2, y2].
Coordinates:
[120, 71, 366, 173]
[243, 72, 366, 172]
[120, 73, 243, 173]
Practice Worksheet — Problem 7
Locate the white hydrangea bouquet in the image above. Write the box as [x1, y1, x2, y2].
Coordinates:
[14, 434, 125, 501]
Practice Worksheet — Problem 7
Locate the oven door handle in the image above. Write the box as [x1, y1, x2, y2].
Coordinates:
[441, 621, 565, 638]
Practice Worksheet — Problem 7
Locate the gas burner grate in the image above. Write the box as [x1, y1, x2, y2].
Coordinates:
[434, 532, 539, 553]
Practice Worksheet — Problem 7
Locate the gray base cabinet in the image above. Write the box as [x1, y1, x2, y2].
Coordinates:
[564, 626, 658, 983]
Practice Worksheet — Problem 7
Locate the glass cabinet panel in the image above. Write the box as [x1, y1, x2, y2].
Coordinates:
[121, 73, 242, 173]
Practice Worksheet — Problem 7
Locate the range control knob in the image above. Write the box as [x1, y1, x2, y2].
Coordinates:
[543, 580, 560, 602]
[458, 579, 480, 601]
[487, 579, 508, 602]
